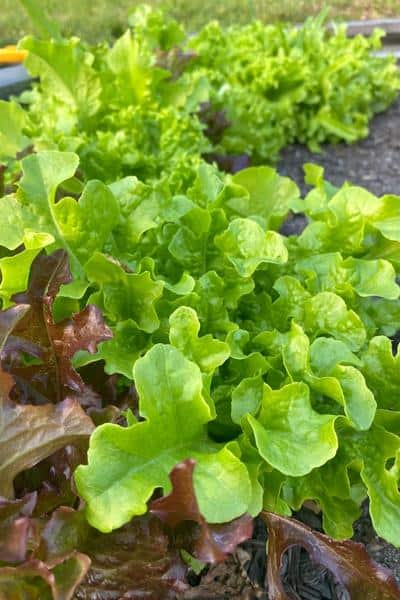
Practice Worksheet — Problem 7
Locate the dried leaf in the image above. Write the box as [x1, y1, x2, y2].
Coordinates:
[150, 459, 254, 563]
[262, 511, 400, 600]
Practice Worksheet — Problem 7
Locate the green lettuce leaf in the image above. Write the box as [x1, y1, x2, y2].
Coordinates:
[20, 36, 101, 121]
[75, 344, 252, 532]
[340, 425, 400, 547]
[246, 382, 338, 477]
[85, 252, 163, 333]
[0, 101, 30, 161]
[361, 336, 400, 410]
[215, 218, 288, 278]
[169, 306, 230, 372]
[225, 166, 299, 230]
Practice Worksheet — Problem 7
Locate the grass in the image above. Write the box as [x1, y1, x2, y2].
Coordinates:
[1, 0, 400, 45]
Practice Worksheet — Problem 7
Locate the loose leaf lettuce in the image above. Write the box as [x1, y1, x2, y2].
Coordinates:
[246, 382, 338, 476]
[62, 155, 400, 549]
[2, 250, 112, 404]
[1, 59, 400, 593]
[0, 101, 30, 162]
[0, 553, 90, 600]
[215, 218, 288, 277]
[0, 5, 396, 187]
[75, 344, 252, 532]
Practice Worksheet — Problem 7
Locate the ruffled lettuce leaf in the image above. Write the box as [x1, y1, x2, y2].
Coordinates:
[75, 344, 252, 532]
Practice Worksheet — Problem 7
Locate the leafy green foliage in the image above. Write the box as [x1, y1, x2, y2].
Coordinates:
[13, 9, 210, 185]
[188, 15, 399, 162]
[1, 4, 400, 595]
[2, 147, 400, 554]
[0, 5, 398, 187]
[0, 101, 30, 162]
[75, 343, 251, 531]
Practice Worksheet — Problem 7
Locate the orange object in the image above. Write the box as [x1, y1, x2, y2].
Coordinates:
[0, 46, 28, 64]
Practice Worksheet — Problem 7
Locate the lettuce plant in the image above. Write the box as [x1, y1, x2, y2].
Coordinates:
[0, 5, 400, 596]
[0, 5, 399, 185]
[188, 13, 400, 162]
[1, 148, 399, 554]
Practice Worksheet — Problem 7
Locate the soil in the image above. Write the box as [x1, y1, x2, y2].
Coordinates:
[278, 98, 400, 197]
[184, 98, 400, 599]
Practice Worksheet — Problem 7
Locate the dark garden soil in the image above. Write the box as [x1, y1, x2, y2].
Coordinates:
[278, 97, 400, 197]
[183, 99, 400, 599]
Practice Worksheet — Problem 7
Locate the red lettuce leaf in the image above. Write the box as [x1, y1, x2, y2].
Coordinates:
[203, 152, 250, 173]
[1, 494, 189, 599]
[150, 459, 254, 563]
[75, 516, 188, 600]
[0, 388, 94, 498]
[0, 493, 37, 564]
[0, 553, 90, 600]
[39, 506, 90, 561]
[2, 250, 112, 405]
[0, 509, 188, 600]
[198, 102, 231, 144]
[156, 48, 198, 80]
[14, 445, 86, 517]
[262, 511, 400, 600]
[0, 497, 91, 600]
[0, 305, 30, 352]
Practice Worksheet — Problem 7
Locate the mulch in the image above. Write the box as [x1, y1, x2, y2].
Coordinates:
[184, 98, 400, 599]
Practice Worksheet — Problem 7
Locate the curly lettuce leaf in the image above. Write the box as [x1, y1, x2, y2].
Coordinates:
[246, 382, 338, 477]
[75, 344, 252, 531]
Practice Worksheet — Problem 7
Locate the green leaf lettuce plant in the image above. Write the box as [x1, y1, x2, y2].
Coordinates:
[2, 148, 399, 547]
[0, 5, 399, 186]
